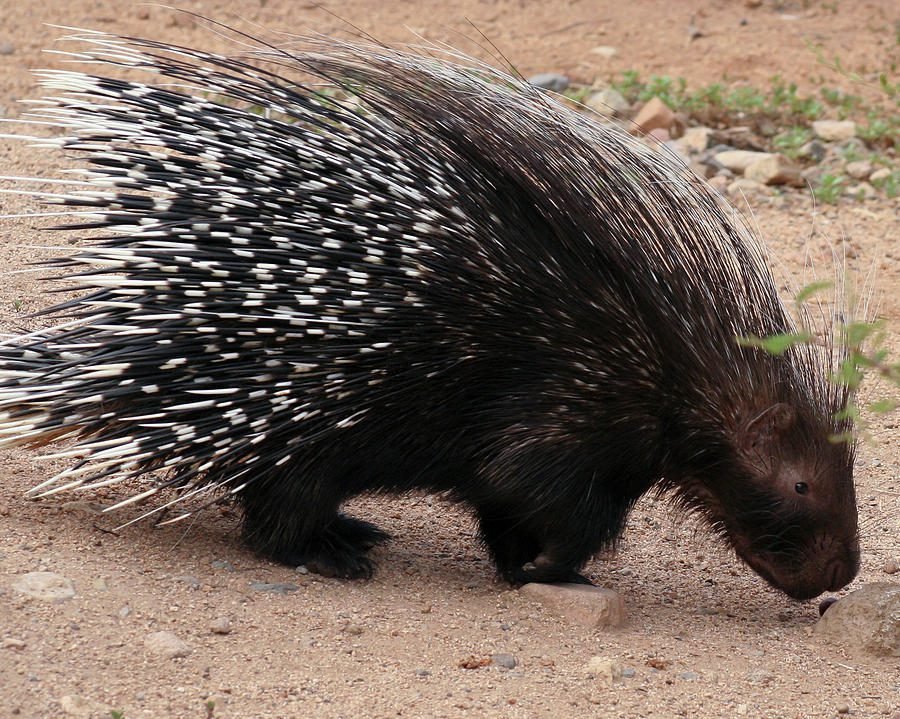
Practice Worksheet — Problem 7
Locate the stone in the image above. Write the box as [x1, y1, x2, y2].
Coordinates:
[12, 572, 75, 602]
[144, 630, 192, 659]
[585, 656, 623, 684]
[491, 653, 517, 669]
[590, 46, 618, 59]
[815, 583, 900, 657]
[869, 167, 892, 184]
[676, 126, 713, 154]
[632, 97, 675, 135]
[743, 154, 803, 186]
[845, 160, 873, 180]
[727, 178, 769, 198]
[707, 175, 730, 193]
[527, 73, 569, 93]
[845, 182, 877, 200]
[797, 139, 827, 163]
[210, 617, 232, 635]
[713, 150, 774, 173]
[520, 582, 626, 628]
[585, 88, 629, 118]
[812, 120, 857, 142]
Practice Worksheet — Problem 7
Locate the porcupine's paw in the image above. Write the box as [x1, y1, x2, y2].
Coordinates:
[272, 515, 390, 579]
[504, 553, 594, 586]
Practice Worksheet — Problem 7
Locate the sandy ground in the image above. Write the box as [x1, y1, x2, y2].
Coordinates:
[0, 1, 898, 718]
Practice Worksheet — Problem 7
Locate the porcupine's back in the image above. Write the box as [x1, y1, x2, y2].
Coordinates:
[0, 29, 856, 594]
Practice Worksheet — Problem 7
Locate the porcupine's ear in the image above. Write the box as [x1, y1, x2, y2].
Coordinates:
[739, 403, 797, 458]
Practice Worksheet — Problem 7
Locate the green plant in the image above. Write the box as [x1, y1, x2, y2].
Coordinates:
[773, 126, 814, 158]
[562, 85, 593, 105]
[870, 168, 899, 197]
[739, 282, 899, 442]
[813, 174, 847, 204]
[611, 69, 643, 103]
[858, 115, 898, 146]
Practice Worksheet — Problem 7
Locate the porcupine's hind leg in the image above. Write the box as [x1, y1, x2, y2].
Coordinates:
[239, 465, 389, 579]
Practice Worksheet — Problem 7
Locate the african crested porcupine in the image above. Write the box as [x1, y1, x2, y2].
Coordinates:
[0, 27, 859, 600]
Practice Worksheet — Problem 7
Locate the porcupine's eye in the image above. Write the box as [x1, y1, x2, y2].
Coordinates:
[794, 482, 809, 495]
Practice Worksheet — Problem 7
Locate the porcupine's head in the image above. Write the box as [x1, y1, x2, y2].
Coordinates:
[663, 334, 860, 600]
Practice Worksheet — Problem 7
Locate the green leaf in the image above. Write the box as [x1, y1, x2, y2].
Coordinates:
[737, 332, 814, 355]
[844, 321, 877, 347]
[795, 280, 833, 304]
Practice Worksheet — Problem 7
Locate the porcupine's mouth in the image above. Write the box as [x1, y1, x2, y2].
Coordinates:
[733, 541, 859, 601]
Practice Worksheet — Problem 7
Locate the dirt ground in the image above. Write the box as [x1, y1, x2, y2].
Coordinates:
[0, 1, 898, 718]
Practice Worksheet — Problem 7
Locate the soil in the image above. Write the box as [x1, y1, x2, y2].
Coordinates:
[0, 1, 898, 718]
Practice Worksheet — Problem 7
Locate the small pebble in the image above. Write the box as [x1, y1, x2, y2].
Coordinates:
[882, 559, 898, 575]
[836, 704, 850, 714]
[491, 653, 517, 669]
[144, 631, 191, 659]
[210, 617, 232, 635]
[175, 575, 200, 590]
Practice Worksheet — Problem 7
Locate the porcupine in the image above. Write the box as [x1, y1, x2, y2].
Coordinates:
[0, 25, 859, 599]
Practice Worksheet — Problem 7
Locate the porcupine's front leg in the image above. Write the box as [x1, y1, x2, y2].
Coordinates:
[480, 513, 596, 586]
[473, 443, 633, 585]
[474, 491, 607, 585]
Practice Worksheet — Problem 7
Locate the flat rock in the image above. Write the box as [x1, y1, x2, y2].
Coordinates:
[59, 694, 110, 718]
[744, 154, 802, 186]
[812, 120, 857, 142]
[12, 571, 75, 602]
[815, 583, 900, 657]
[520, 582, 626, 628]
[714, 150, 774, 173]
